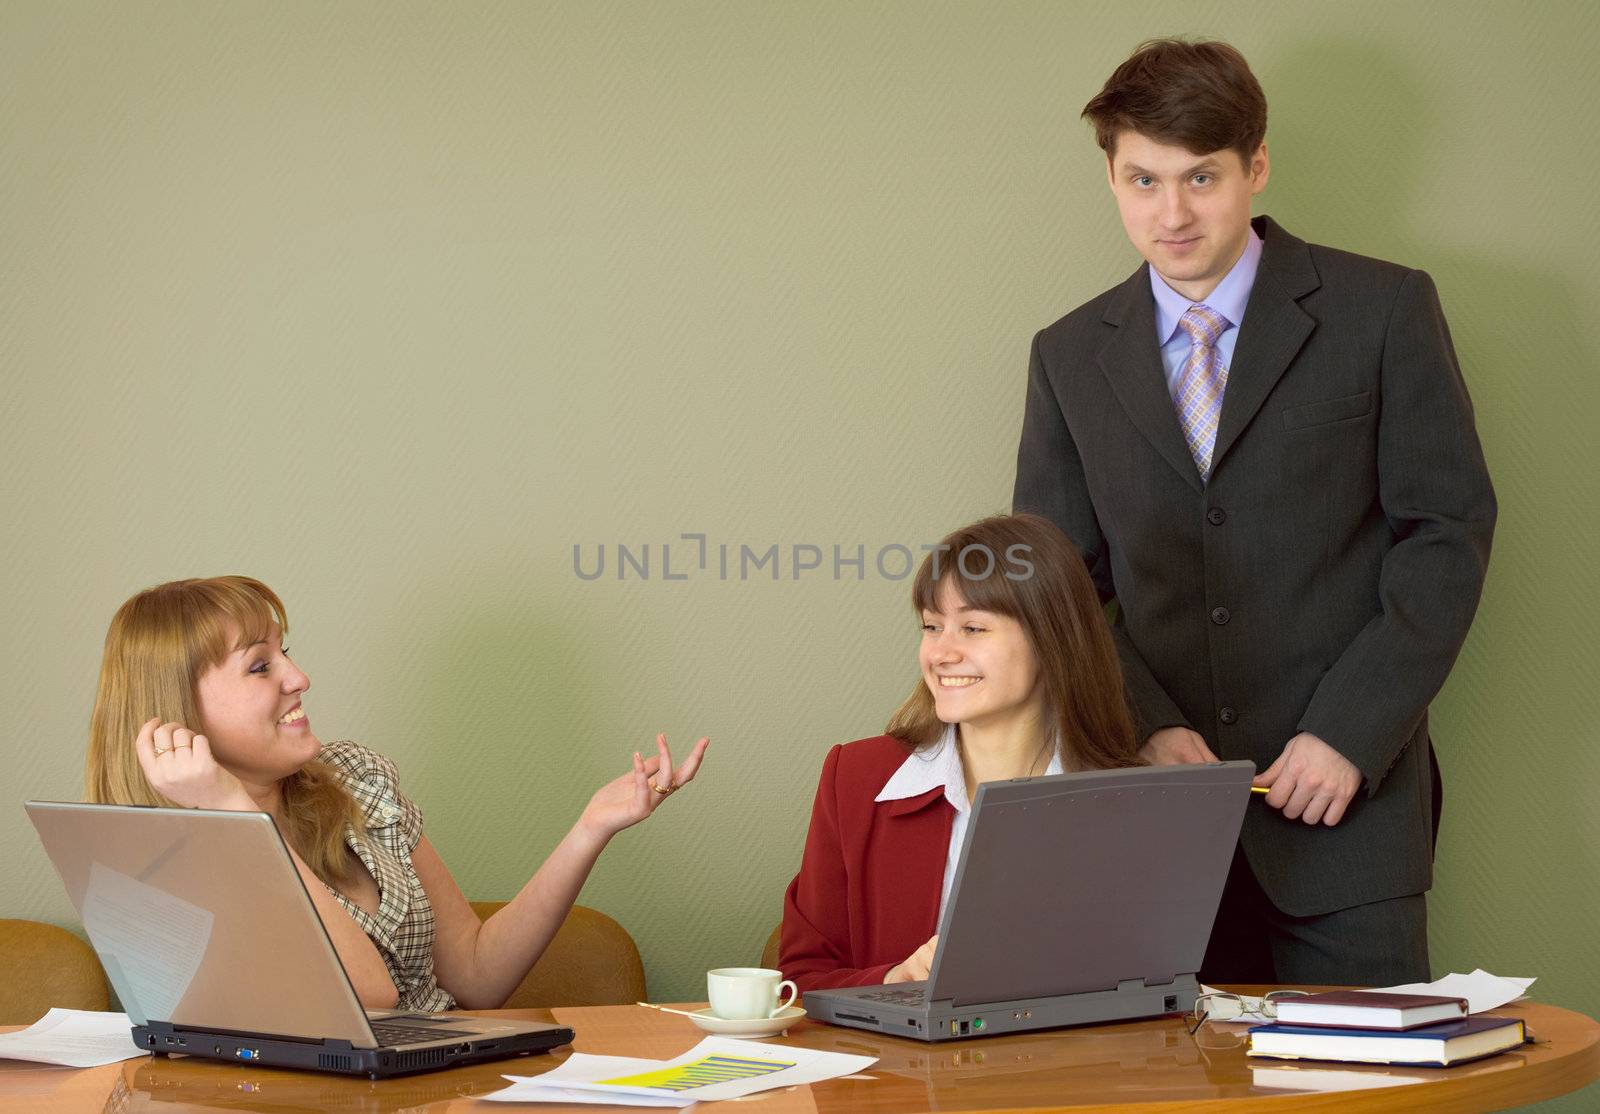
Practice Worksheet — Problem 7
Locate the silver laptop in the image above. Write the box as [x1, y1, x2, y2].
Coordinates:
[803, 761, 1253, 1041]
[25, 801, 573, 1077]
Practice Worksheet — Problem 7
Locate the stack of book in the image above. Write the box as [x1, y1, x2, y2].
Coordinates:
[1247, 990, 1528, 1068]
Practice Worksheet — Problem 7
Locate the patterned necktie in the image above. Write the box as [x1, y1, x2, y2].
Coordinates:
[1172, 303, 1231, 481]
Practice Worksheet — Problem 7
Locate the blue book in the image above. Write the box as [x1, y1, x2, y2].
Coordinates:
[1248, 1015, 1527, 1067]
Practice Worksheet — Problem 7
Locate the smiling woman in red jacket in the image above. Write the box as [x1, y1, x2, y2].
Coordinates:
[779, 514, 1144, 991]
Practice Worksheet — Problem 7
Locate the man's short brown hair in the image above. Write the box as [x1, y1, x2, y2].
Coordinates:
[1082, 38, 1267, 165]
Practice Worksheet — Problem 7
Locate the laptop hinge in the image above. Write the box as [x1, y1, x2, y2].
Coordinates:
[152, 1021, 324, 1046]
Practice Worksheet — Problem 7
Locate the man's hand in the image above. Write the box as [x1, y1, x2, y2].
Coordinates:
[1254, 732, 1362, 826]
[1140, 726, 1220, 766]
[885, 935, 938, 983]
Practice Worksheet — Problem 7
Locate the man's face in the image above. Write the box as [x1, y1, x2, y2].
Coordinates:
[1106, 130, 1269, 302]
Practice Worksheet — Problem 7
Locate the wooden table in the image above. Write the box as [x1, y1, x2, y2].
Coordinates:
[3, 998, 1597, 1112]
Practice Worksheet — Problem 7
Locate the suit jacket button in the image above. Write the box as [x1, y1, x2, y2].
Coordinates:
[1210, 606, 1231, 625]
[1206, 507, 1226, 525]
[1219, 707, 1238, 725]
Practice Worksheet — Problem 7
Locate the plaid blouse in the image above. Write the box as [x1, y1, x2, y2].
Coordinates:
[317, 741, 455, 1012]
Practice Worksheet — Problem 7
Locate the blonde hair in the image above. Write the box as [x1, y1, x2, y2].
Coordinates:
[86, 576, 361, 886]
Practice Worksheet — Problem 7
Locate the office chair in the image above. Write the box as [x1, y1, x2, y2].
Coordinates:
[469, 902, 646, 1007]
[0, 919, 110, 1023]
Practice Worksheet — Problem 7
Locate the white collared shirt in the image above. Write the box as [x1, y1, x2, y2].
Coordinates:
[874, 724, 1063, 923]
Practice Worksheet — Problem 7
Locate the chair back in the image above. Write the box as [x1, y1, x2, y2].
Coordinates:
[0, 919, 110, 1024]
[469, 902, 646, 1008]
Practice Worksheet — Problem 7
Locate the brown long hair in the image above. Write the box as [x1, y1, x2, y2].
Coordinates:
[1081, 38, 1267, 165]
[86, 576, 361, 886]
[885, 515, 1141, 771]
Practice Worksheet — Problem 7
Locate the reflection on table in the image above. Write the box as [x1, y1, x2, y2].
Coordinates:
[1, 993, 1596, 1113]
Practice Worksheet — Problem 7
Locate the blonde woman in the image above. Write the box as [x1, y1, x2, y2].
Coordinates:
[86, 576, 708, 1011]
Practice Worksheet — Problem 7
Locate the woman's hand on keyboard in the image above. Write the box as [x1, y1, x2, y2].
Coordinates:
[886, 934, 939, 983]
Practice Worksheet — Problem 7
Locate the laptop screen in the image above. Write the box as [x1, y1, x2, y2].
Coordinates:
[27, 801, 378, 1046]
[927, 762, 1252, 1007]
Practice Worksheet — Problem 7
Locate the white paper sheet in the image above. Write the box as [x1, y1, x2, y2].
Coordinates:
[483, 1037, 875, 1105]
[490, 1054, 693, 1107]
[491, 1082, 690, 1108]
[0, 1009, 147, 1067]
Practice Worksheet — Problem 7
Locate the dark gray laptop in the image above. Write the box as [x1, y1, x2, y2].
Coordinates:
[803, 761, 1253, 1041]
[26, 801, 573, 1078]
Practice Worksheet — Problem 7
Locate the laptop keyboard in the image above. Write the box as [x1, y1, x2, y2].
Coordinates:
[857, 987, 927, 1005]
[370, 1022, 475, 1047]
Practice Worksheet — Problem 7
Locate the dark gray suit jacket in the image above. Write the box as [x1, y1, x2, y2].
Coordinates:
[1014, 215, 1495, 916]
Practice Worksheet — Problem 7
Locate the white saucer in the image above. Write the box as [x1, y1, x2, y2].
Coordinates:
[687, 1006, 806, 1038]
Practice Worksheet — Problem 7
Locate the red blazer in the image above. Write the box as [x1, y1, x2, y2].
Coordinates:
[779, 734, 954, 991]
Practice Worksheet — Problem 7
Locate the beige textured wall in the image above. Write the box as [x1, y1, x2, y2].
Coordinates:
[4, 3, 1596, 1102]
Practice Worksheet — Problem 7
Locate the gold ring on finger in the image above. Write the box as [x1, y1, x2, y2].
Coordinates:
[649, 781, 673, 795]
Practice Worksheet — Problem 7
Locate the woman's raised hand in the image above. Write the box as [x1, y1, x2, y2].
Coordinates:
[134, 717, 257, 812]
[577, 733, 710, 841]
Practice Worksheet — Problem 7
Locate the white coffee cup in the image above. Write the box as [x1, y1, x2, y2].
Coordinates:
[706, 967, 799, 1020]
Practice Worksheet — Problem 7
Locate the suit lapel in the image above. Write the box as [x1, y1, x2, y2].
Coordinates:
[1093, 216, 1323, 490]
[1210, 216, 1321, 475]
[1096, 269, 1205, 493]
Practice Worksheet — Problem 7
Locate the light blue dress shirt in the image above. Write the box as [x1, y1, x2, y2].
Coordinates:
[1149, 226, 1264, 395]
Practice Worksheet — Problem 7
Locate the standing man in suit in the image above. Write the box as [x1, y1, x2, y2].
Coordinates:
[1013, 38, 1495, 985]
